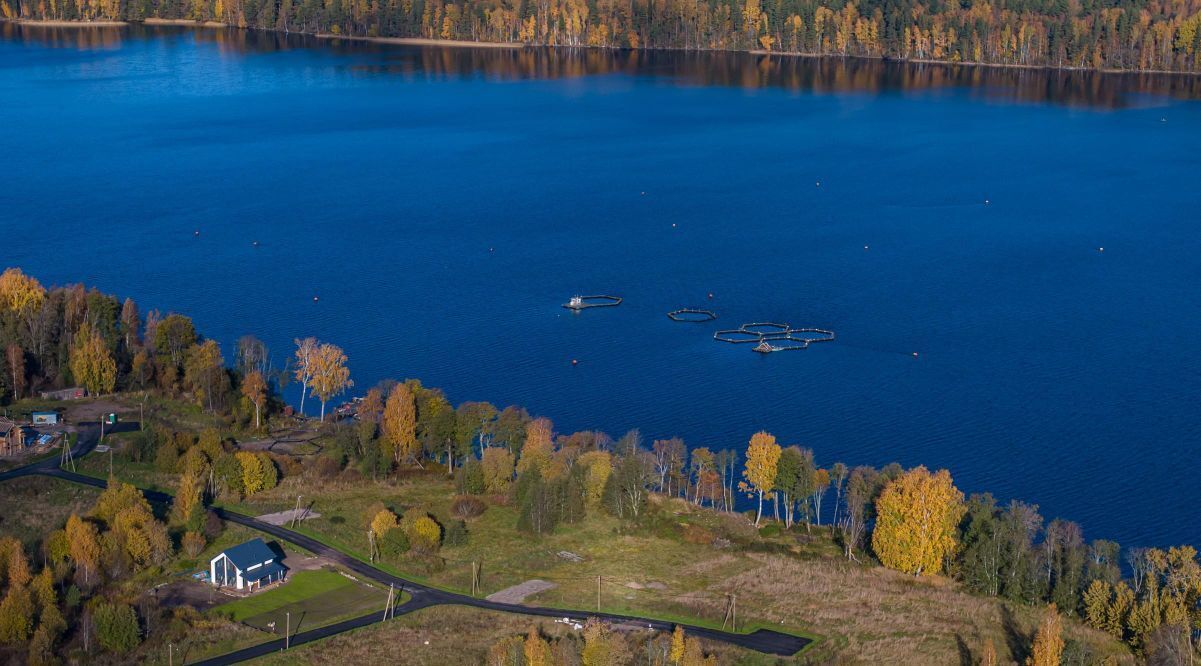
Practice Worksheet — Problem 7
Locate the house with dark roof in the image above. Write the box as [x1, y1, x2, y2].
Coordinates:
[208, 538, 287, 591]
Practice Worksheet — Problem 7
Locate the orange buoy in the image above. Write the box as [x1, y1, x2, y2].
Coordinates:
[571, 359, 579, 366]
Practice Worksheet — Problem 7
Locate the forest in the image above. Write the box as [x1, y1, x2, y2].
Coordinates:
[4, 0, 1201, 71]
[1, 265, 1199, 664]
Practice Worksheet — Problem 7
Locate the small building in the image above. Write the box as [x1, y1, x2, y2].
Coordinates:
[0, 419, 26, 456]
[209, 538, 287, 592]
[31, 411, 61, 425]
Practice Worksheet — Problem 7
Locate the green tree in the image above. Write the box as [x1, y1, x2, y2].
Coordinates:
[93, 601, 140, 653]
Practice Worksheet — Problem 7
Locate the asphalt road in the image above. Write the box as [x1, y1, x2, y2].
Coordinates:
[2, 423, 811, 662]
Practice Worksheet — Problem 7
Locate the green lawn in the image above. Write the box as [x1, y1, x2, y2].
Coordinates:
[213, 568, 393, 634]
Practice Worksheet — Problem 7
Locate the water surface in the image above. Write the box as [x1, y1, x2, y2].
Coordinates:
[2, 24, 1200, 548]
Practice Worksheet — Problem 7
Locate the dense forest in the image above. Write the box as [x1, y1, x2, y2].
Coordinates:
[4, 0, 1201, 71]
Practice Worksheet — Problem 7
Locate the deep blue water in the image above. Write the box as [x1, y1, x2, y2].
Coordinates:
[2, 25, 1200, 549]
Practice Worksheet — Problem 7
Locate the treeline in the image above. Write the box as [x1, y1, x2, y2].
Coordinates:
[7, 0, 1201, 71]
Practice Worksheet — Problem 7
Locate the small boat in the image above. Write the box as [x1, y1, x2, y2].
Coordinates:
[753, 340, 777, 354]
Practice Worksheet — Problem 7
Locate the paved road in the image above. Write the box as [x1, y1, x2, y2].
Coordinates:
[4, 425, 811, 662]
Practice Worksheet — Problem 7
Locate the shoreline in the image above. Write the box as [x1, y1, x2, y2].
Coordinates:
[313, 33, 520, 49]
[2, 18, 127, 26]
[141, 17, 228, 27]
[4, 17, 1198, 76]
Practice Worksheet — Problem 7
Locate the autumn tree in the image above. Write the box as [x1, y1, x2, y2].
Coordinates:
[1026, 604, 1064, 666]
[241, 370, 268, 428]
[236, 451, 277, 495]
[741, 431, 781, 526]
[119, 297, 140, 350]
[184, 339, 225, 412]
[0, 267, 46, 323]
[517, 417, 554, 476]
[576, 451, 612, 508]
[69, 322, 117, 396]
[357, 388, 383, 425]
[872, 466, 966, 575]
[524, 628, 552, 666]
[310, 342, 352, 421]
[65, 514, 100, 585]
[0, 584, 33, 644]
[293, 337, 318, 416]
[481, 446, 516, 492]
[383, 383, 418, 466]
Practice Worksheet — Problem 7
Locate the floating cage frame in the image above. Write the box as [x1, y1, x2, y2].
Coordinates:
[714, 323, 836, 352]
[667, 308, 717, 323]
[563, 295, 623, 311]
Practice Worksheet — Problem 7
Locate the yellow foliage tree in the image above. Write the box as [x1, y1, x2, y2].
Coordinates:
[383, 383, 418, 465]
[481, 447, 516, 492]
[0, 585, 33, 644]
[516, 418, 553, 476]
[241, 370, 268, 428]
[0, 268, 45, 321]
[401, 508, 441, 554]
[69, 322, 117, 396]
[742, 431, 780, 526]
[310, 342, 352, 422]
[871, 466, 965, 575]
[524, 628, 552, 666]
[65, 514, 100, 584]
[371, 508, 399, 541]
[1026, 604, 1064, 666]
[670, 625, 686, 663]
[236, 451, 277, 496]
[577, 451, 612, 507]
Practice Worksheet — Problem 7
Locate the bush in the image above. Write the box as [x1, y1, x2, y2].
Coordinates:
[758, 523, 782, 538]
[182, 531, 206, 558]
[715, 513, 759, 544]
[451, 496, 487, 520]
[94, 601, 140, 653]
[444, 520, 468, 547]
[380, 528, 409, 559]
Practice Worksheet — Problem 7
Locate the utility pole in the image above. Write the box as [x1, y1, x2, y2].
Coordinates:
[169, 643, 173, 666]
[285, 612, 290, 650]
[596, 576, 601, 612]
[290, 495, 303, 528]
[383, 583, 394, 621]
[109, 446, 113, 477]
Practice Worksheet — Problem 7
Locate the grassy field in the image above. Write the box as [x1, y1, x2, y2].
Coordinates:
[215, 568, 390, 632]
[0, 475, 101, 552]
[248, 604, 774, 666]
[228, 473, 1131, 665]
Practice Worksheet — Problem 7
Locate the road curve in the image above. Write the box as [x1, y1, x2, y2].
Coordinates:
[5, 426, 811, 661]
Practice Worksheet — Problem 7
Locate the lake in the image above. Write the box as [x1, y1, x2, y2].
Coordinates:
[2, 23, 1200, 549]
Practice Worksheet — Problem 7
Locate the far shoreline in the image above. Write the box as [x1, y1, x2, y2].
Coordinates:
[4, 16, 1199, 77]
